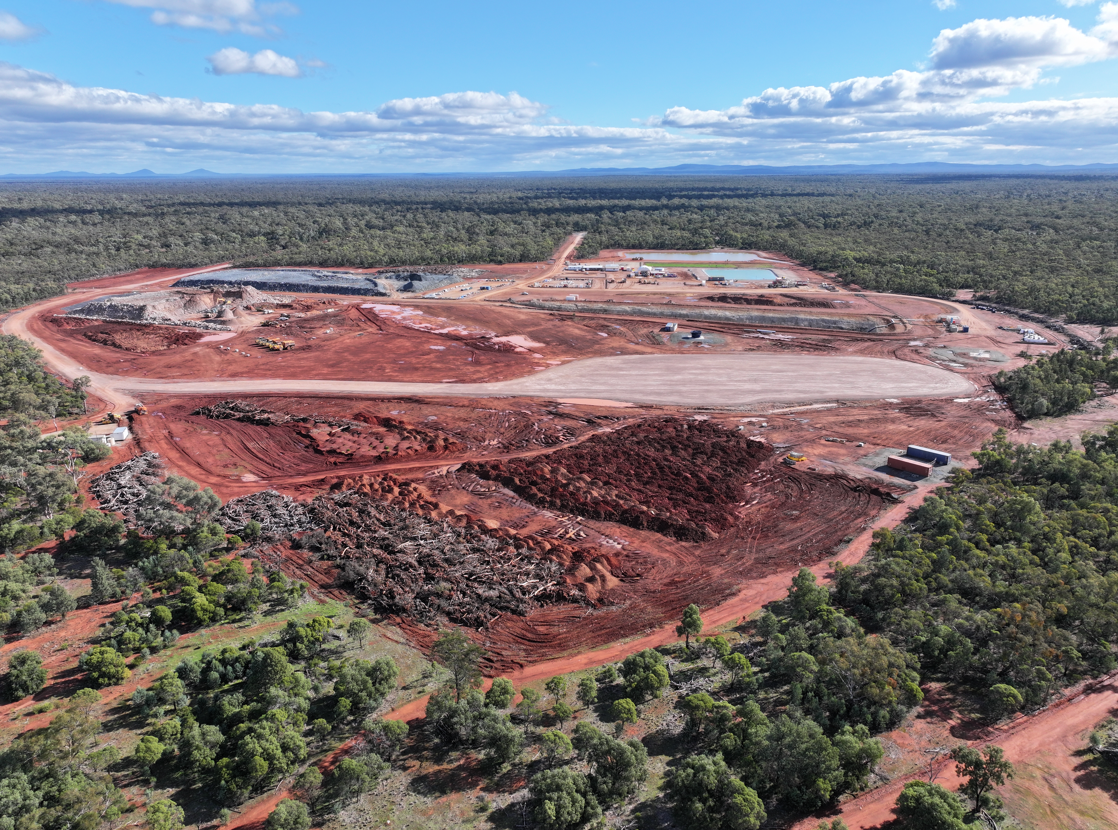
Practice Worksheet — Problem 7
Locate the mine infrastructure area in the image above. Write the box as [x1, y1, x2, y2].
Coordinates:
[4, 238, 1097, 828]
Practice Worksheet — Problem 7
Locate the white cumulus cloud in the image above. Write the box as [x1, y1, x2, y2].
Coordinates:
[207, 47, 301, 77]
[933, 0, 956, 10]
[1093, 2, 1118, 44]
[1057, 0, 1097, 6]
[655, 13, 1118, 166]
[931, 15, 1109, 69]
[0, 60, 723, 172]
[0, 11, 40, 41]
[104, 0, 296, 36]
[2, 10, 1118, 172]
[375, 92, 548, 126]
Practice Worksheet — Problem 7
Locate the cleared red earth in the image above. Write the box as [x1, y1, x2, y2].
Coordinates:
[8, 246, 1111, 829]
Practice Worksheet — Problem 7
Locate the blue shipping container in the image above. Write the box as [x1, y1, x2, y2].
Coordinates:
[907, 445, 951, 465]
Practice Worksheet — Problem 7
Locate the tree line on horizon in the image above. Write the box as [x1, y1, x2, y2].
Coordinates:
[1, 174, 1117, 322]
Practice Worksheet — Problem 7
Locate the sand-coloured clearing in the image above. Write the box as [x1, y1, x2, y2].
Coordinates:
[109, 353, 973, 408]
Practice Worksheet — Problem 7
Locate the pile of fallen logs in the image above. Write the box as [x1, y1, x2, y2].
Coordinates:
[193, 399, 288, 425]
[313, 490, 582, 629]
[89, 452, 164, 519]
[218, 490, 318, 538]
[192, 399, 359, 429]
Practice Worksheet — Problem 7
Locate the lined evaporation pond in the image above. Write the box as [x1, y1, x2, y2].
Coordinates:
[701, 268, 777, 281]
[622, 251, 778, 262]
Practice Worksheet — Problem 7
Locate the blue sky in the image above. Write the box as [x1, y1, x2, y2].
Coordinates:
[0, 0, 1116, 172]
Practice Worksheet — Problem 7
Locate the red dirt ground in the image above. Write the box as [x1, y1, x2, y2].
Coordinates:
[48, 317, 205, 353]
[791, 671, 1118, 830]
[12, 255, 1096, 830]
[112, 389, 1014, 672]
[32, 299, 654, 384]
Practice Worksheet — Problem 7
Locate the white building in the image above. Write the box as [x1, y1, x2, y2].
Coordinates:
[89, 424, 132, 446]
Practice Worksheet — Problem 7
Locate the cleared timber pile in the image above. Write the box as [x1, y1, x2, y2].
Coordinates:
[193, 399, 360, 429]
[466, 419, 770, 542]
[89, 452, 164, 518]
[218, 490, 317, 538]
[315, 490, 582, 629]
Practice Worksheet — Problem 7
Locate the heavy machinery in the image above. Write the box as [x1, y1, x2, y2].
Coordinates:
[255, 337, 296, 351]
[133, 404, 148, 416]
[93, 412, 120, 425]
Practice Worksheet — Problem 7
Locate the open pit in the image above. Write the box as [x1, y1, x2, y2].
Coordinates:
[48, 316, 205, 352]
[176, 268, 470, 297]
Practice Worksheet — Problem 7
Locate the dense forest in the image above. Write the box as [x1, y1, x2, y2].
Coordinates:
[994, 345, 1118, 418]
[838, 426, 1118, 716]
[2, 174, 1118, 321]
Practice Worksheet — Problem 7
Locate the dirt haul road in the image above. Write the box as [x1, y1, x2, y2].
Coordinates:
[1, 263, 232, 413]
[791, 671, 1118, 830]
[481, 232, 585, 300]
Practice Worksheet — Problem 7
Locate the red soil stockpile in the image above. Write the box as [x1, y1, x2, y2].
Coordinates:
[466, 419, 771, 542]
[141, 399, 464, 481]
[708, 293, 836, 309]
[194, 399, 463, 460]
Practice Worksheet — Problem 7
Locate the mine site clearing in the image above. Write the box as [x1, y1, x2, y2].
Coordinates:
[4, 242, 1052, 670]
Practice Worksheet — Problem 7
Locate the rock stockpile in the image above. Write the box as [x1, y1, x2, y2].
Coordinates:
[177, 268, 464, 296]
[65, 285, 281, 328]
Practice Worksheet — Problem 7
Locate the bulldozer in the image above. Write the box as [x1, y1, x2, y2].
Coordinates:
[93, 412, 119, 426]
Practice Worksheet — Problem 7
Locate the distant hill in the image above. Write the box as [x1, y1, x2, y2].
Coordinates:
[3, 162, 1118, 180]
[0, 168, 231, 179]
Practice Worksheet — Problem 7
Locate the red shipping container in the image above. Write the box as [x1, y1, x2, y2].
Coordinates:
[887, 455, 932, 477]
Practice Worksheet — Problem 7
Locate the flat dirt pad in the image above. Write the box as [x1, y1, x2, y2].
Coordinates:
[494, 353, 975, 406]
[116, 353, 974, 408]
